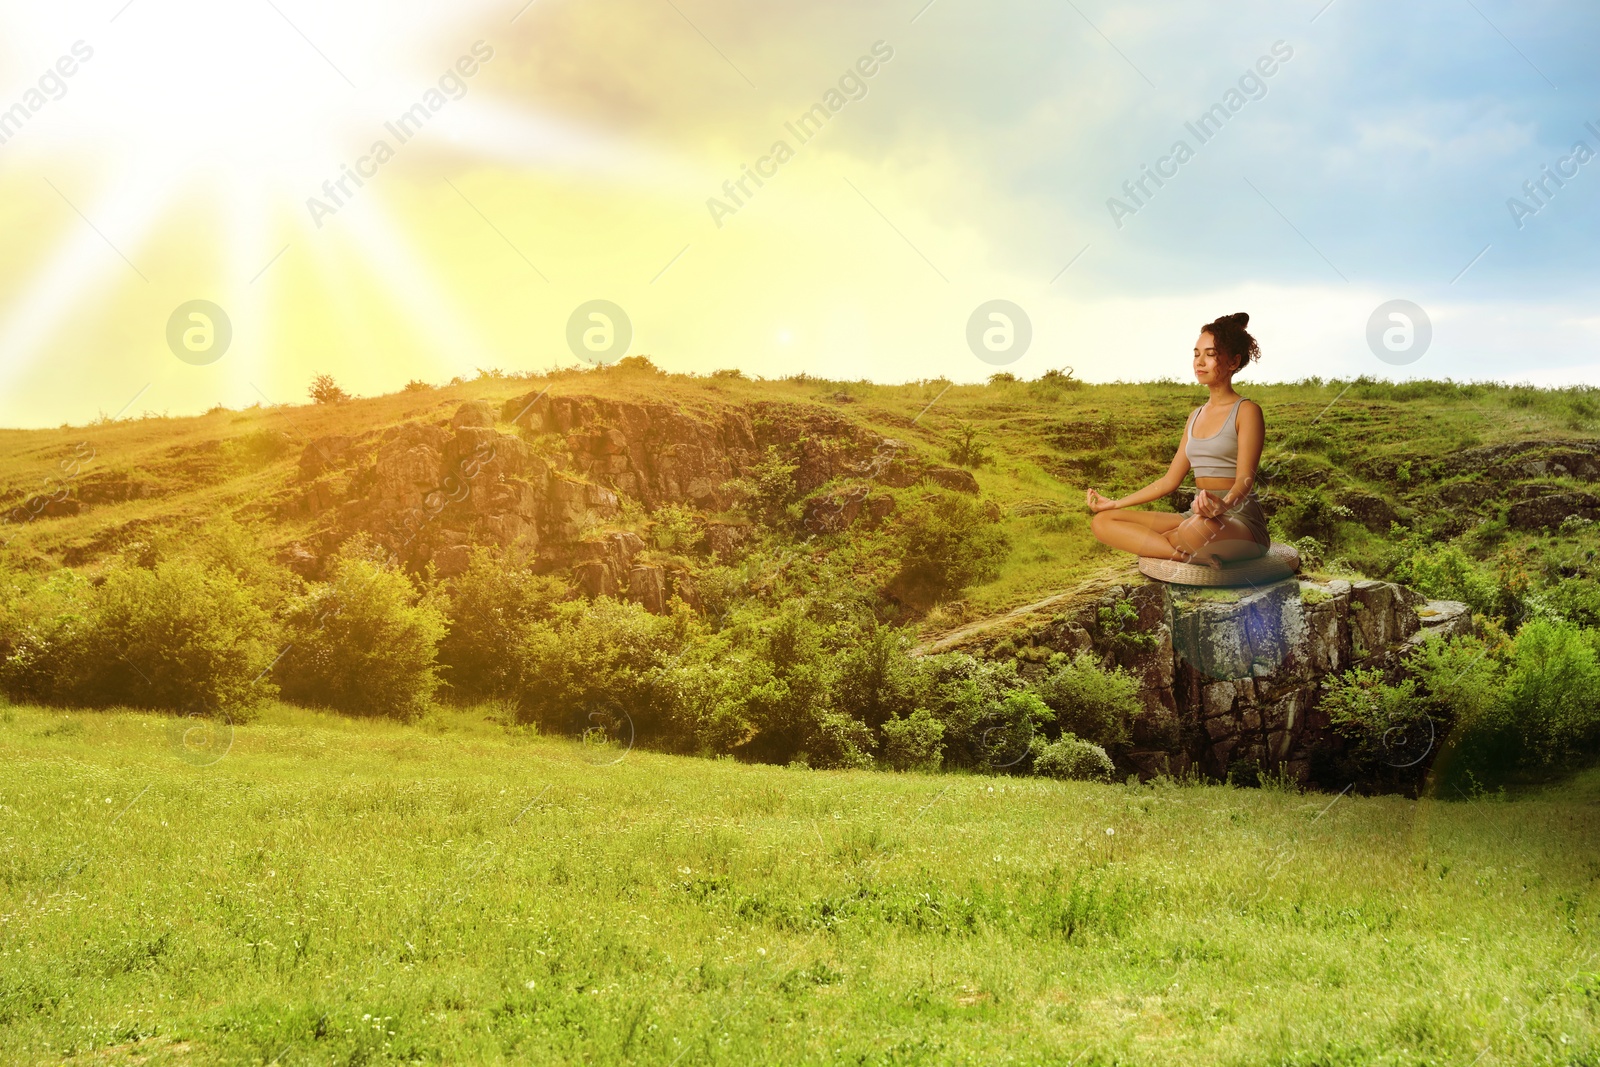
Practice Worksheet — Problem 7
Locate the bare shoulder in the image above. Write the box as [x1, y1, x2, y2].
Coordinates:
[1239, 399, 1265, 421]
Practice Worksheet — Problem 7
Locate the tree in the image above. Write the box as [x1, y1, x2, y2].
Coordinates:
[309, 374, 351, 405]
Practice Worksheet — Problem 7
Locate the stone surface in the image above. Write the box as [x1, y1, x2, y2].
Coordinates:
[627, 564, 667, 614]
[938, 571, 1473, 786]
[1506, 491, 1600, 531]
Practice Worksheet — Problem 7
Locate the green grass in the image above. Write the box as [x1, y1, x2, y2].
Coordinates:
[3, 703, 1597, 1065]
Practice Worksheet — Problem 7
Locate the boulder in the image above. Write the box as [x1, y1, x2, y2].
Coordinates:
[627, 565, 667, 614]
[802, 485, 870, 535]
[1507, 492, 1600, 531]
[298, 435, 354, 480]
[572, 561, 617, 599]
[925, 467, 980, 494]
[450, 400, 497, 429]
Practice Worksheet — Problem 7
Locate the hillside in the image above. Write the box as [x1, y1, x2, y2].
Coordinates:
[4, 364, 1599, 637]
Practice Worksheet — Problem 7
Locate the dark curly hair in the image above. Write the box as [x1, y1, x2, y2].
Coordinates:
[1201, 312, 1260, 371]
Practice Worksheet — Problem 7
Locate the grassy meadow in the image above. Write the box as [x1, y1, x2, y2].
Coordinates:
[3, 701, 1597, 1066]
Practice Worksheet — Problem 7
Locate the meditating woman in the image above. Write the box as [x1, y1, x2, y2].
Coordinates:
[1085, 313, 1271, 570]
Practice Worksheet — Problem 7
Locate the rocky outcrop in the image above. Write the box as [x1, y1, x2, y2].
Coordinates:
[1506, 491, 1600, 531]
[921, 572, 1474, 789]
[801, 484, 895, 536]
[1437, 439, 1600, 481]
[273, 395, 984, 607]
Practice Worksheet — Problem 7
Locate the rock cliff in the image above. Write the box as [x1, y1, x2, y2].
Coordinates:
[274, 395, 981, 605]
[918, 570, 1474, 788]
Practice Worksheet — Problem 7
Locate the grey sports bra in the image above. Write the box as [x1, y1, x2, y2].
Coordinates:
[1185, 398, 1246, 480]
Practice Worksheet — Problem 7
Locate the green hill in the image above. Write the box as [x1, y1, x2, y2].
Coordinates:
[5, 365, 1599, 633]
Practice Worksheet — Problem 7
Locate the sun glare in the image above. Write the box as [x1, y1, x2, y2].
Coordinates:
[0, 0, 663, 418]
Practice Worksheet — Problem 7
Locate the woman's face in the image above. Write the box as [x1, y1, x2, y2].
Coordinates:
[1193, 332, 1235, 384]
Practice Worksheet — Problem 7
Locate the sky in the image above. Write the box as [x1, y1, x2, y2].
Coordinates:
[0, 0, 1595, 427]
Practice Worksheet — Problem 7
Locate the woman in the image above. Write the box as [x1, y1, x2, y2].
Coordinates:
[1085, 313, 1271, 569]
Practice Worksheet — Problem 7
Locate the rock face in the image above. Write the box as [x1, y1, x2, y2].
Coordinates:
[929, 574, 1475, 788]
[276, 394, 980, 605]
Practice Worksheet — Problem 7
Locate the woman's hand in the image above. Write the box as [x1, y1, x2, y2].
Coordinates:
[1192, 489, 1229, 519]
[1085, 488, 1119, 514]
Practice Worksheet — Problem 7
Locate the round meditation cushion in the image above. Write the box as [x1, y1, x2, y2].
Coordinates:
[1137, 541, 1302, 587]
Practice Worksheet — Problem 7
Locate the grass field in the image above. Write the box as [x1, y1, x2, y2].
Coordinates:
[3, 701, 1597, 1066]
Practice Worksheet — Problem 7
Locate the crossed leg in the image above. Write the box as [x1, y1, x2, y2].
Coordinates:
[1090, 509, 1266, 565]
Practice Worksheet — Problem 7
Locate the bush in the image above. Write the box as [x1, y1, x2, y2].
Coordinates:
[892, 490, 1010, 603]
[916, 653, 1017, 770]
[437, 548, 562, 702]
[1390, 541, 1501, 618]
[735, 607, 834, 763]
[0, 569, 93, 703]
[1501, 619, 1600, 766]
[801, 710, 875, 770]
[881, 708, 945, 772]
[1030, 650, 1138, 750]
[1280, 486, 1354, 542]
[1527, 576, 1600, 630]
[649, 505, 704, 554]
[278, 551, 447, 720]
[946, 422, 991, 468]
[513, 596, 685, 744]
[725, 446, 800, 527]
[2, 561, 276, 714]
[308, 374, 350, 405]
[1317, 665, 1429, 774]
[1030, 734, 1115, 782]
[831, 620, 918, 732]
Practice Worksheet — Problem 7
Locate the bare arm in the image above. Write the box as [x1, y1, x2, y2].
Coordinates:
[1086, 414, 1191, 511]
[1222, 401, 1264, 506]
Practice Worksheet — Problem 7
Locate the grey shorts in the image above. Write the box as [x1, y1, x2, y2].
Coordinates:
[1187, 492, 1271, 548]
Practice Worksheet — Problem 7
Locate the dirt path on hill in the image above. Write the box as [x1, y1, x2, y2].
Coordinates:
[912, 560, 1144, 656]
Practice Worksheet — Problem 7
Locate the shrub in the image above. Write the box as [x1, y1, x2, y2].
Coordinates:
[1390, 541, 1501, 618]
[437, 548, 563, 702]
[831, 620, 918, 732]
[1031, 734, 1115, 782]
[1317, 665, 1432, 780]
[1030, 650, 1138, 749]
[513, 596, 685, 744]
[881, 708, 945, 772]
[614, 355, 662, 374]
[2, 561, 276, 714]
[308, 374, 350, 405]
[0, 569, 97, 706]
[278, 552, 447, 720]
[649, 505, 704, 554]
[892, 490, 1010, 603]
[725, 446, 800, 527]
[1526, 576, 1600, 630]
[1280, 486, 1354, 542]
[946, 422, 992, 468]
[801, 710, 875, 770]
[1501, 619, 1600, 766]
[403, 379, 431, 392]
[972, 687, 1049, 771]
[735, 607, 833, 763]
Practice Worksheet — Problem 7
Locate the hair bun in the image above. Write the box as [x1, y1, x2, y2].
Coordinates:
[1227, 312, 1250, 327]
